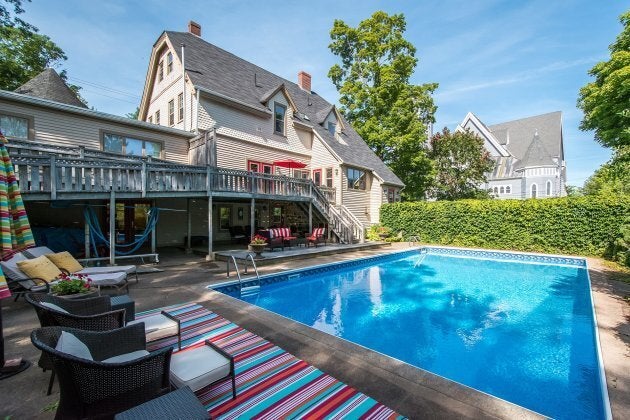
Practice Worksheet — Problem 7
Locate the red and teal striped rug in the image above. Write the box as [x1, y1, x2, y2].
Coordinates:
[139, 302, 405, 419]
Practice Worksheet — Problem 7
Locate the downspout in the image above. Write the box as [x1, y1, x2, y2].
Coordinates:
[181, 43, 186, 131]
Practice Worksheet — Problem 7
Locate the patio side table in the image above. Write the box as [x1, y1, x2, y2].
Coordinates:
[114, 386, 209, 420]
[110, 295, 135, 322]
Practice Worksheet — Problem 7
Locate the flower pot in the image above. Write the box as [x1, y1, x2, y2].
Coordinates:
[53, 290, 98, 300]
[379, 233, 389, 240]
[248, 244, 266, 259]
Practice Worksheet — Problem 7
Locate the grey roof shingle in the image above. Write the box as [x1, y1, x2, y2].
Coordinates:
[165, 31, 404, 186]
[487, 111, 562, 168]
[14, 68, 87, 109]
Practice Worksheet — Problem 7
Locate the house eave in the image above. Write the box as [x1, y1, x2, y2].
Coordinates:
[197, 86, 271, 118]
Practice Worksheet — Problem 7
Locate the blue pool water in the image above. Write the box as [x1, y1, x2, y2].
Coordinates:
[216, 249, 608, 419]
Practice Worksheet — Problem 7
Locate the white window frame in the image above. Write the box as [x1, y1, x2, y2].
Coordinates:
[546, 180, 552, 196]
[177, 93, 184, 122]
[102, 132, 164, 159]
[166, 52, 173, 75]
[0, 111, 32, 139]
[168, 99, 175, 126]
[158, 61, 164, 82]
[531, 183, 538, 198]
[274, 102, 286, 135]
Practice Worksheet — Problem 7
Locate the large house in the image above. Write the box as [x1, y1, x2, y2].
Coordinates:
[457, 112, 566, 199]
[0, 22, 403, 262]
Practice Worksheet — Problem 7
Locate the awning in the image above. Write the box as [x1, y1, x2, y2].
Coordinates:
[273, 159, 307, 169]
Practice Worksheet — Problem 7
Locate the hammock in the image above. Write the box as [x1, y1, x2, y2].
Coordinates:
[83, 206, 159, 256]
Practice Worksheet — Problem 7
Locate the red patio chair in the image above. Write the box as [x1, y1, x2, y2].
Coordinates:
[306, 227, 326, 247]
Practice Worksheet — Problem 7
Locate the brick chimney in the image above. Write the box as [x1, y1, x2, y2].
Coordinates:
[298, 71, 311, 92]
[188, 21, 201, 37]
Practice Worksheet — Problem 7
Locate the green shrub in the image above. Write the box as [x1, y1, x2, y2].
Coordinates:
[380, 196, 630, 258]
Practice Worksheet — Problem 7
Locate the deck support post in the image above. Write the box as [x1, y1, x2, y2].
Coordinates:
[308, 202, 312, 234]
[250, 198, 255, 239]
[151, 199, 157, 260]
[185, 198, 192, 254]
[84, 208, 90, 259]
[109, 191, 115, 265]
[206, 196, 213, 261]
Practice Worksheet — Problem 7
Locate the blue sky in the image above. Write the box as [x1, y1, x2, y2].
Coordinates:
[23, 0, 627, 186]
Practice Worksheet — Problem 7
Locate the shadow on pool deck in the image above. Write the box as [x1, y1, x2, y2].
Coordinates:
[1, 245, 627, 419]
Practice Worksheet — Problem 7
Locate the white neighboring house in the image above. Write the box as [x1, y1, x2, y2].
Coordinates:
[457, 112, 567, 199]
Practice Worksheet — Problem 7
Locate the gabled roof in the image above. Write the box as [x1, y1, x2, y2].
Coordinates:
[162, 31, 403, 186]
[14, 68, 87, 108]
[487, 111, 563, 163]
[259, 83, 297, 111]
[457, 112, 510, 157]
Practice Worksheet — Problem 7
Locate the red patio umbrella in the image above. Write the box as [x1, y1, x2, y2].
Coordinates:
[272, 159, 307, 169]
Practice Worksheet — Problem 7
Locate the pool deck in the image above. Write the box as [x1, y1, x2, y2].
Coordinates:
[1, 243, 628, 419]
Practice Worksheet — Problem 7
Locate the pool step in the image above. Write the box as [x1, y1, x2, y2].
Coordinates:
[240, 285, 260, 297]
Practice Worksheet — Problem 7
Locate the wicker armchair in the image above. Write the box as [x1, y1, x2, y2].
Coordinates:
[25, 293, 126, 395]
[31, 325, 173, 420]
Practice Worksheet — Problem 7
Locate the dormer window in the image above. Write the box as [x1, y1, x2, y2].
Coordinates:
[166, 52, 173, 75]
[274, 103, 286, 135]
[158, 61, 164, 82]
[328, 121, 336, 136]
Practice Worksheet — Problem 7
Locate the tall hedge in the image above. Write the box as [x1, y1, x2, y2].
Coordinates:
[380, 196, 630, 256]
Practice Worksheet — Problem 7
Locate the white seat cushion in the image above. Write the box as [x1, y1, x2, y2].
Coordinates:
[87, 272, 127, 287]
[40, 302, 69, 314]
[77, 265, 136, 275]
[23, 246, 53, 259]
[55, 331, 93, 361]
[128, 314, 178, 342]
[0, 253, 29, 280]
[170, 345, 231, 391]
[102, 350, 149, 364]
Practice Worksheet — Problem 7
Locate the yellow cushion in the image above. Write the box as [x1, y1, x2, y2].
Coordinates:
[45, 251, 83, 274]
[17, 256, 63, 282]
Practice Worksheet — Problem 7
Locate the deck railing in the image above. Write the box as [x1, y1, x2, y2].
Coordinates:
[8, 137, 363, 242]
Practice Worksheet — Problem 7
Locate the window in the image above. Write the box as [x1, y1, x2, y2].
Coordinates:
[177, 93, 184, 122]
[327, 121, 336, 136]
[500, 186, 505, 194]
[155, 110, 160, 125]
[274, 103, 286, 135]
[506, 185, 511, 194]
[387, 188, 396, 203]
[219, 207, 231, 230]
[148, 116, 152, 124]
[158, 61, 164, 82]
[531, 183, 537, 198]
[168, 99, 175, 126]
[293, 169, 309, 179]
[103, 133, 162, 158]
[166, 52, 173, 75]
[493, 186, 499, 194]
[0, 113, 29, 139]
[325, 168, 333, 187]
[346, 167, 366, 190]
[313, 169, 322, 185]
[546, 180, 552, 196]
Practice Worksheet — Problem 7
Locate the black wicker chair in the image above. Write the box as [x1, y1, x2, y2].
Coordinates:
[31, 325, 173, 420]
[25, 293, 126, 395]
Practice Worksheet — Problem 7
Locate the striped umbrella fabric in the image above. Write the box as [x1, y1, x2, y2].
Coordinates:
[0, 130, 34, 268]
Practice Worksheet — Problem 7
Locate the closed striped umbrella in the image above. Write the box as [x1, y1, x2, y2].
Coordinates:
[0, 130, 34, 379]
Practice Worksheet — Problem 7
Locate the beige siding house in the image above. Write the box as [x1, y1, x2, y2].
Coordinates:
[138, 22, 404, 229]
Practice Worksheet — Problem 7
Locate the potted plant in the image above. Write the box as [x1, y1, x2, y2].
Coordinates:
[51, 273, 97, 299]
[248, 234, 267, 259]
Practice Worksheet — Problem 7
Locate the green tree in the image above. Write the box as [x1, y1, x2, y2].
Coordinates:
[328, 11, 438, 200]
[583, 148, 630, 196]
[426, 128, 494, 200]
[565, 185, 584, 197]
[0, 0, 81, 96]
[577, 10, 630, 150]
[126, 107, 140, 120]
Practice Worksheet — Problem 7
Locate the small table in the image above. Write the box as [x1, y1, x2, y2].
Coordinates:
[111, 295, 135, 322]
[114, 386, 208, 420]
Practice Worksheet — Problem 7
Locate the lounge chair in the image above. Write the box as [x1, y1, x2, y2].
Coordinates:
[25, 293, 126, 395]
[0, 252, 51, 300]
[269, 227, 297, 248]
[31, 324, 173, 419]
[11, 252, 129, 295]
[258, 229, 284, 251]
[306, 227, 327, 247]
[24, 246, 139, 283]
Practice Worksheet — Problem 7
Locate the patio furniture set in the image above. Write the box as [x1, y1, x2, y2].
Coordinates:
[6, 248, 234, 418]
[257, 226, 327, 251]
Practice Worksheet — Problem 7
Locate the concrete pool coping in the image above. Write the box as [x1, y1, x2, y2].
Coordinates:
[203, 288, 545, 419]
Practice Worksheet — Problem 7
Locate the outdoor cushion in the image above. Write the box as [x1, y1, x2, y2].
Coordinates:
[45, 251, 83, 274]
[40, 301, 69, 314]
[76, 265, 136, 275]
[102, 350, 150, 364]
[88, 272, 127, 287]
[55, 331, 93, 361]
[170, 345, 230, 391]
[22, 246, 54, 259]
[0, 253, 29, 280]
[128, 314, 178, 342]
[17, 255, 63, 282]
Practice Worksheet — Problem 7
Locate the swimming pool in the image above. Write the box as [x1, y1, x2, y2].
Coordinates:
[213, 247, 610, 419]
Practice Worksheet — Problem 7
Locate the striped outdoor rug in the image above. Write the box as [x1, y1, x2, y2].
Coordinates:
[138, 302, 405, 420]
